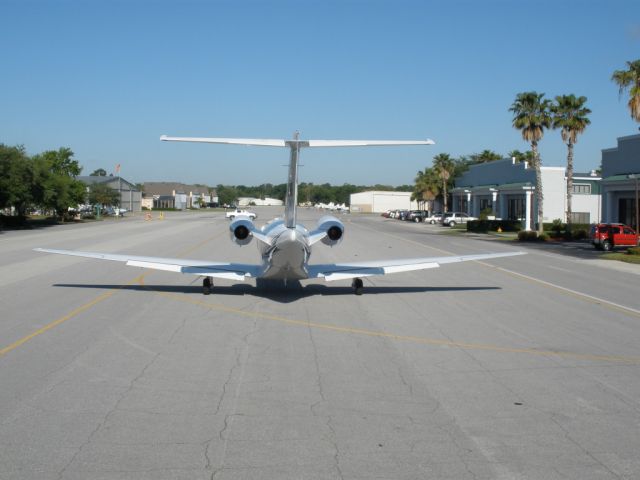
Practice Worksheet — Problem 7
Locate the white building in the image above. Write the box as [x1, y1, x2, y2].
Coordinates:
[451, 158, 601, 230]
[349, 191, 417, 213]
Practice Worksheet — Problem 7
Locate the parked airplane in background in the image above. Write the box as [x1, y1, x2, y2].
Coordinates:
[36, 133, 524, 295]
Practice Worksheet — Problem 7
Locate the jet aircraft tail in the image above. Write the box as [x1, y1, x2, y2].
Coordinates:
[161, 133, 435, 228]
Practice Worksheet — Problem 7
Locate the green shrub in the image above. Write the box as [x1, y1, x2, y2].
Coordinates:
[468, 220, 489, 233]
[479, 207, 493, 221]
[542, 221, 590, 240]
[550, 219, 564, 236]
[467, 220, 522, 233]
[0, 215, 27, 227]
[518, 230, 536, 241]
[627, 247, 640, 256]
[518, 230, 548, 242]
[567, 228, 588, 240]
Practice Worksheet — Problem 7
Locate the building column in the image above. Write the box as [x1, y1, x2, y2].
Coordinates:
[491, 191, 498, 218]
[525, 190, 532, 231]
[605, 190, 614, 223]
[498, 193, 506, 219]
[466, 192, 472, 216]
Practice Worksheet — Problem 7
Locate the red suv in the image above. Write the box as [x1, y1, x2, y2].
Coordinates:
[590, 223, 639, 251]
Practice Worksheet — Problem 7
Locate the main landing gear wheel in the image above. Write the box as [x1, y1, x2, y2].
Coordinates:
[352, 278, 363, 295]
[202, 277, 213, 295]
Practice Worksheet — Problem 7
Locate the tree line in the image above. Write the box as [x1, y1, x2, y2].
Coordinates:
[0, 145, 87, 218]
[0, 144, 414, 218]
[0, 145, 125, 220]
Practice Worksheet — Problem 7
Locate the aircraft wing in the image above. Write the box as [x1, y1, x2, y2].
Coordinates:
[307, 251, 525, 281]
[34, 248, 261, 281]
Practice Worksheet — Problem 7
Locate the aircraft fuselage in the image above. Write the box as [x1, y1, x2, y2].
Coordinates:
[258, 221, 311, 280]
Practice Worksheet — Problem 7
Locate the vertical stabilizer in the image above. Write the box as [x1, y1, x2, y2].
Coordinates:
[284, 142, 299, 228]
[284, 132, 305, 228]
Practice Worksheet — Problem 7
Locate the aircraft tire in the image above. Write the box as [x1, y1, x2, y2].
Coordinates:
[203, 277, 213, 295]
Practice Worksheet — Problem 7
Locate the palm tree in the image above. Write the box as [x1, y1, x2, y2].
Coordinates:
[612, 60, 640, 122]
[510, 92, 552, 233]
[469, 150, 503, 164]
[551, 94, 591, 225]
[432, 153, 455, 213]
[413, 167, 440, 212]
[507, 149, 534, 164]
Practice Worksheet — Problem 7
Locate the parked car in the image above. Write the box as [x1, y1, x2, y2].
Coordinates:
[102, 206, 124, 216]
[590, 223, 639, 250]
[397, 210, 410, 220]
[442, 212, 476, 227]
[226, 208, 257, 220]
[424, 212, 443, 224]
[406, 210, 429, 223]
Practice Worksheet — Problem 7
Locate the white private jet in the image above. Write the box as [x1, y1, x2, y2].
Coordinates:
[35, 133, 524, 295]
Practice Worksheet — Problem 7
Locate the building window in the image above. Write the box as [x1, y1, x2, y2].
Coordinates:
[572, 184, 591, 194]
[570, 212, 590, 224]
[619, 198, 639, 229]
[479, 198, 492, 211]
[507, 197, 524, 220]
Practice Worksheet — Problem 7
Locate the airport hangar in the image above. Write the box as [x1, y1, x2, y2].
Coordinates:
[349, 190, 419, 213]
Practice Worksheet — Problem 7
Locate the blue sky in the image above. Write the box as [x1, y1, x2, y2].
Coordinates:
[2, 0, 639, 186]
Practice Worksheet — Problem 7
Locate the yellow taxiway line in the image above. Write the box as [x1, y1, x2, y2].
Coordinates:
[0, 231, 223, 358]
[0, 275, 145, 357]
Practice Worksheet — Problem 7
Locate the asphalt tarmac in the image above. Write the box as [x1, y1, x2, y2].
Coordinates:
[1, 208, 640, 479]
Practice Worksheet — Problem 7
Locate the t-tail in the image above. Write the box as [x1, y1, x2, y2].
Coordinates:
[160, 133, 435, 228]
[284, 131, 302, 228]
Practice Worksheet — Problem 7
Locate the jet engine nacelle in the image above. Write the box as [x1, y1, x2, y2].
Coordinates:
[229, 217, 255, 246]
[316, 215, 344, 246]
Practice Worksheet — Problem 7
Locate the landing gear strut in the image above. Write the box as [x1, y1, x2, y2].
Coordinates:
[352, 278, 363, 295]
[203, 277, 213, 295]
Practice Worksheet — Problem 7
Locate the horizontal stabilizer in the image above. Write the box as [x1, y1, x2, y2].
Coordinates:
[160, 136, 286, 147]
[160, 135, 435, 148]
[307, 139, 435, 147]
